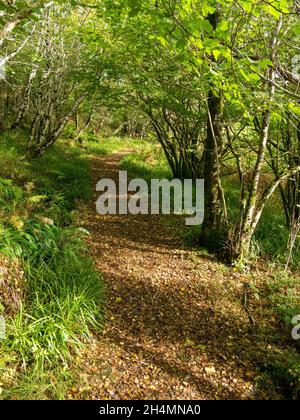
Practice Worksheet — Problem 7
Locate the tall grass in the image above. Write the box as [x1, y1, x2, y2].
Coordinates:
[4, 230, 104, 369]
[120, 146, 172, 183]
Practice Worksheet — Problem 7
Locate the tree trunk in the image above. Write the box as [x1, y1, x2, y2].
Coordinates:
[200, 7, 227, 252]
[229, 17, 283, 262]
[28, 95, 85, 157]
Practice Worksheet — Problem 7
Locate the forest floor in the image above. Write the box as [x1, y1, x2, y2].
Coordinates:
[70, 152, 282, 400]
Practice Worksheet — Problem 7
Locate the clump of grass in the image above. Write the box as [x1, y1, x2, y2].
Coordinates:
[3, 228, 103, 372]
[0, 224, 103, 399]
[3, 368, 75, 400]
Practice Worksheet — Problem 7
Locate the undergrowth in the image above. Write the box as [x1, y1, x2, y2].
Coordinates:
[0, 131, 104, 399]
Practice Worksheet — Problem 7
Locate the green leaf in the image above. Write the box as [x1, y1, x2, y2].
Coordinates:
[249, 73, 260, 82]
[239, 68, 250, 81]
[213, 49, 221, 61]
[292, 22, 300, 35]
[239, 0, 252, 13]
[271, 112, 283, 122]
[128, 0, 139, 8]
[176, 38, 187, 50]
[288, 103, 300, 117]
[259, 59, 273, 69]
[201, 1, 216, 17]
[204, 38, 220, 49]
[201, 19, 213, 33]
[217, 21, 229, 32]
[263, 5, 281, 19]
[220, 47, 231, 61]
[128, 8, 140, 17]
[157, 36, 168, 46]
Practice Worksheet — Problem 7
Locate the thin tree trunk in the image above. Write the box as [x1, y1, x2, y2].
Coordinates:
[28, 95, 85, 157]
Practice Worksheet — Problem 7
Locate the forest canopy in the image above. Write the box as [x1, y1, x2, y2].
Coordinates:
[1, 0, 300, 261]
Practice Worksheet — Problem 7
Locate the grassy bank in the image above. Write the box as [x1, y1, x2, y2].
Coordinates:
[0, 131, 105, 399]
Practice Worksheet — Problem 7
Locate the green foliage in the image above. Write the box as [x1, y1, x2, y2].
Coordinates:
[84, 135, 150, 156]
[120, 145, 171, 183]
[3, 368, 75, 400]
[250, 269, 300, 399]
[3, 230, 103, 373]
[0, 131, 91, 224]
[267, 270, 300, 325]
[259, 350, 300, 400]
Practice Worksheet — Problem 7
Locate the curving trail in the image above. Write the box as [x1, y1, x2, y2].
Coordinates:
[72, 152, 266, 400]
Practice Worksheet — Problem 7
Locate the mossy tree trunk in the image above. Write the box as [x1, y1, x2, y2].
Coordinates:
[200, 7, 228, 252]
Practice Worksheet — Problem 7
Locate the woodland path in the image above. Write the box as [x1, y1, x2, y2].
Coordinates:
[72, 151, 265, 400]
